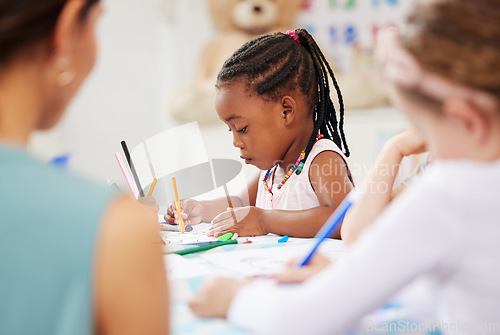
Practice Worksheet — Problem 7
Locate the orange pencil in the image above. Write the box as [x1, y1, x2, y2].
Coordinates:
[171, 177, 185, 233]
[147, 177, 157, 197]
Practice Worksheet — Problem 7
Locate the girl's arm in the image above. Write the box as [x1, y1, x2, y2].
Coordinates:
[263, 151, 352, 238]
[208, 151, 353, 238]
[341, 130, 426, 245]
[199, 173, 259, 220]
[190, 181, 458, 335]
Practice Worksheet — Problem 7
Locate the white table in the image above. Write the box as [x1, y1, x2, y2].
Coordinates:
[162, 227, 347, 334]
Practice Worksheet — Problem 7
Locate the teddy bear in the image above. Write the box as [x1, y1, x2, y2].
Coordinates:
[166, 0, 302, 124]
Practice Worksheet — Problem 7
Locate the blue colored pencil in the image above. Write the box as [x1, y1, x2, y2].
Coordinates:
[297, 189, 360, 267]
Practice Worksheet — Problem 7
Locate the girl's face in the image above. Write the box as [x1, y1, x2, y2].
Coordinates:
[215, 81, 294, 170]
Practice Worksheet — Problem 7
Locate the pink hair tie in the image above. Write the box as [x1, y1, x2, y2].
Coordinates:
[287, 30, 300, 44]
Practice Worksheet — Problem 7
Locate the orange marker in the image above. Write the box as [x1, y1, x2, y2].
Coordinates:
[171, 177, 185, 233]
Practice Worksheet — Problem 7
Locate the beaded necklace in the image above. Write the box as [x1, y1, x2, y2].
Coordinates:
[262, 134, 324, 194]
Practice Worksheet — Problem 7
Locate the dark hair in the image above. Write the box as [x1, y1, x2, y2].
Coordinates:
[216, 28, 350, 172]
[0, 0, 98, 65]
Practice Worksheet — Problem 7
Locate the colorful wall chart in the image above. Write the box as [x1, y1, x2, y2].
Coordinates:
[296, 0, 412, 71]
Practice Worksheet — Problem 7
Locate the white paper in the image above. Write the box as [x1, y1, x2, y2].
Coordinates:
[199, 240, 347, 277]
[165, 254, 217, 280]
[130, 142, 154, 191]
[160, 223, 218, 245]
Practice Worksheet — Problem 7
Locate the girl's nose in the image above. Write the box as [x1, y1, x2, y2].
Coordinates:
[233, 134, 244, 149]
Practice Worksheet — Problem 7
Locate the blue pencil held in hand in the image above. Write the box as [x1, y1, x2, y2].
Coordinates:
[296, 189, 360, 267]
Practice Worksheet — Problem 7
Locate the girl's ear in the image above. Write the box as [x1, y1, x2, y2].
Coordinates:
[442, 98, 490, 145]
[281, 96, 297, 125]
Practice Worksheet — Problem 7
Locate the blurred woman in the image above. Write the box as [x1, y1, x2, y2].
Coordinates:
[0, 1, 169, 334]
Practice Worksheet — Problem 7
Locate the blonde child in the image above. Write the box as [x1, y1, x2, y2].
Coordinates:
[165, 29, 353, 238]
[188, 1, 500, 333]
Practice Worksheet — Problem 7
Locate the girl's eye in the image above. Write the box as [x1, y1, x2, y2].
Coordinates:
[237, 127, 247, 134]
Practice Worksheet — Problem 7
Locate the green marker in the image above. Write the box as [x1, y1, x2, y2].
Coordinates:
[217, 232, 233, 242]
[168, 239, 237, 256]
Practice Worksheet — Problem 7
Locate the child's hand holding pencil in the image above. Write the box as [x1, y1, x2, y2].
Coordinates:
[164, 198, 204, 226]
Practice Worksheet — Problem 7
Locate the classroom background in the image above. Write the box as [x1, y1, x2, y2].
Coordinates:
[28, 0, 413, 192]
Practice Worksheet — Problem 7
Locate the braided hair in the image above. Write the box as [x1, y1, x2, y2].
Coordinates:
[216, 28, 350, 174]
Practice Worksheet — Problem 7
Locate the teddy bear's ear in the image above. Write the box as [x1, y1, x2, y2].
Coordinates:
[275, 0, 302, 32]
[208, 0, 239, 32]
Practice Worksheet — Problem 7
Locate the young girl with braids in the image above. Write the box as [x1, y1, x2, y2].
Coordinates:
[165, 29, 353, 238]
[189, 0, 500, 333]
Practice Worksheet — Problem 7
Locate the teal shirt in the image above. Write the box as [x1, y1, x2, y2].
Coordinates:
[0, 145, 115, 335]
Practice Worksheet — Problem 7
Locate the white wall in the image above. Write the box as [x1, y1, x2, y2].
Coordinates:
[30, 0, 162, 183]
[28, 0, 411, 190]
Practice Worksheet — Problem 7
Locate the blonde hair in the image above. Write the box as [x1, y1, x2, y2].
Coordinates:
[402, 0, 500, 100]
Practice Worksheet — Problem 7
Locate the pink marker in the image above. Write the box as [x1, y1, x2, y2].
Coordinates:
[114, 152, 139, 199]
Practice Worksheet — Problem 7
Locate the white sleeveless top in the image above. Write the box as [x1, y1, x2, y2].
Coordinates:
[255, 139, 350, 210]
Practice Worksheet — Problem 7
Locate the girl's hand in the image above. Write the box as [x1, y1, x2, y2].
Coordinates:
[189, 277, 248, 318]
[137, 196, 160, 219]
[390, 129, 427, 157]
[276, 253, 331, 284]
[164, 199, 203, 226]
[206, 206, 266, 237]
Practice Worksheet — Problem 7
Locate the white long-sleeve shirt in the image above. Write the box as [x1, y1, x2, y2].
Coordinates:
[228, 160, 500, 334]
